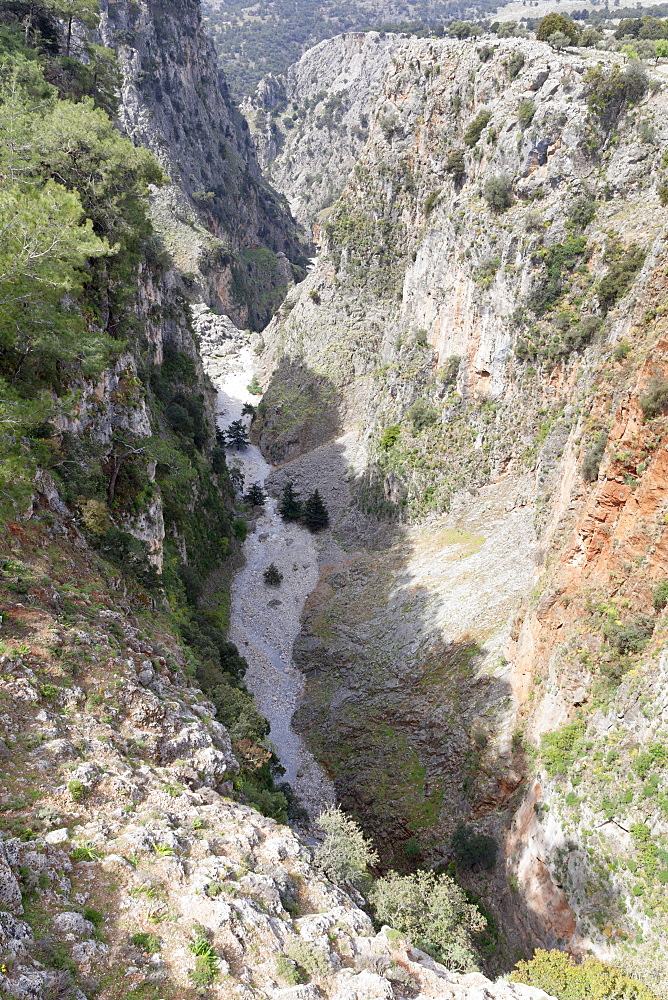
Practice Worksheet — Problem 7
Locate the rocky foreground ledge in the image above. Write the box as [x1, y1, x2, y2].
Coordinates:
[0, 526, 553, 1000]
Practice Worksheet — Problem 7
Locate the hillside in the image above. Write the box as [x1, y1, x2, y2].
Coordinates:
[250, 29, 668, 987]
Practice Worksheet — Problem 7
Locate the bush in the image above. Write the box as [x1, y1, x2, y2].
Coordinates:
[464, 109, 492, 147]
[510, 948, 661, 999]
[247, 375, 262, 394]
[602, 615, 654, 655]
[424, 190, 440, 216]
[407, 399, 438, 433]
[263, 563, 283, 586]
[598, 244, 646, 313]
[450, 824, 498, 870]
[313, 806, 379, 888]
[244, 482, 266, 506]
[582, 432, 607, 482]
[483, 174, 513, 213]
[568, 193, 596, 228]
[536, 13, 579, 44]
[540, 720, 586, 776]
[232, 517, 248, 541]
[640, 376, 668, 420]
[653, 580, 668, 611]
[585, 61, 648, 128]
[283, 939, 329, 980]
[369, 870, 485, 972]
[507, 51, 525, 80]
[130, 932, 160, 954]
[548, 30, 570, 49]
[446, 149, 466, 183]
[380, 425, 401, 450]
[517, 99, 535, 128]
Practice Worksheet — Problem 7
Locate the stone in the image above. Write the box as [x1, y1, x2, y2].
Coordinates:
[44, 828, 70, 845]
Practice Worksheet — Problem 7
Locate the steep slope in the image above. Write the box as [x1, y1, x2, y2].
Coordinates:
[251, 31, 668, 981]
[99, 0, 308, 329]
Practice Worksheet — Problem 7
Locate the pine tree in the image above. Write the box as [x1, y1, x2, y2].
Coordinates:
[263, 563, 283, 586]
[225, 419, 249, 450]
[244, 482, 266, 506]
[302, 489, 329, 532]
[278, 481, 302, 522]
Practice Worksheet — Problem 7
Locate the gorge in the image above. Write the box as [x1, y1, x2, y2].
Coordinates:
[2, 0, 668, 998]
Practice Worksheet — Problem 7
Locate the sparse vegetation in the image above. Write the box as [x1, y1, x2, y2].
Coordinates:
[464, 109, 492, 147]
[640, 376, 668, 419]
[313, 806, 379, 888]
[511, 949, 662, 999]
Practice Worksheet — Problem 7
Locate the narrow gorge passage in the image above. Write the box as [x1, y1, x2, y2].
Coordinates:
[204, 331, 336, 819]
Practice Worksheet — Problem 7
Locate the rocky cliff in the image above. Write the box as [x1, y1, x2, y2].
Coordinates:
[250, 31, 668, 983]
[99, 0, 308, 329]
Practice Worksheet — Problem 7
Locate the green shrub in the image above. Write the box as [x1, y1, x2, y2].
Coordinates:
[507, 51, 525, 80]
[536, 13, 579, 44]
[483, 174, 513, 213]
[602, 615, 654, 655]
[67, 780, 86, 802]
[83, 907, 104, 929]
[526, 235, 587, 316]
[408, 399, 438, 432]
[369, 870, 485, 972]
[130, 932, 161, 954]
[464, 110, 492, 147]
[276, 954, 304, 985]
[598, 244, 646, 313]
[639, 376, 668, 420]
[263, 563, 283, 587]
[568, 193, 596, 229]
[540, 720, 586, 776]
[380, 425, 401, 450]
[517, 99, 535, 128]
[247, 375, 263, 394]
[189, 925, 219, 986]
[582, 433, 607, 482]
[284, 939, 329, 980]
[232, 517, 248, 541]
[653, 580, 668, 611]
[424, 190, 440, 216]
[71, 842, 103, 862]
[313, 806, 379, 888]
[450, 824, 498, 870]
[633, 742, 668, 780]
[584, 61, 648, 128]
[510, 948, 661, 999]
[446, 149, 466, 183]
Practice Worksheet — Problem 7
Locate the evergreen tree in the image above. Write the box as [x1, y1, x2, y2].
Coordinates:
[263, 563, 283, 586]
[303, 489, 329, 532]
[225, 419, 249, 450]
[244, 482, 265, 506]
[278, 481, 302, 522]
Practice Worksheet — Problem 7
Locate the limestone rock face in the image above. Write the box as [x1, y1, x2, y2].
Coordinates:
[99, 0, 307, 329]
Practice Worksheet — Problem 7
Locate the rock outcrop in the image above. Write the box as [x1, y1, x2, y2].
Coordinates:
[99, 0, 308, 329]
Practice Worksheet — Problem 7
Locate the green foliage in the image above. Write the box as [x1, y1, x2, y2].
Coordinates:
[473, 257, 500, 290]
[483, 174, 513, 213]
[276, 954, 305, 985]
[510, 948, 662, 999]
[278, 480, 302, 521]
[263, 563, 283, 586]
[582, 433, 607, 482]
[302, 489, 329, 532]
[536, 13, 579, 43]
[407, 399, 438, 433]
[209, 681, 269, 742]
[424, 189, 440, 216]
[633, 742, 668, 779]
[526, 235, 588, 316]
[450, 824, 498, 870]
[232, 517, 248, 541]
[247, 375, 263, 394]
[369, 870, 485, 972]
[225, 419, 250, 450]
[445, 149, 466, 183]
[244, 482, 266, 506]
[188, 925, 219, 986]
[130, 932, 161, 954]
[598, 244, 646, 313]
[313, 806, 379, 888]
[653, 580, 668, 610]
[540, 720, 586, 776]
[283, 939, 330, 980]
[569, 193, 597, 229]
[601, 615, 654, 655]
[584, 60, 649, 128]
[517, 99, 535, 128]
[67, 780, 86, 802]
[639, 376, 668, 419]
[71, 842, 103, 862]
[507, 51, 525, 80]
[464, 109, 492, 147]
[380, 425, 401, 450]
